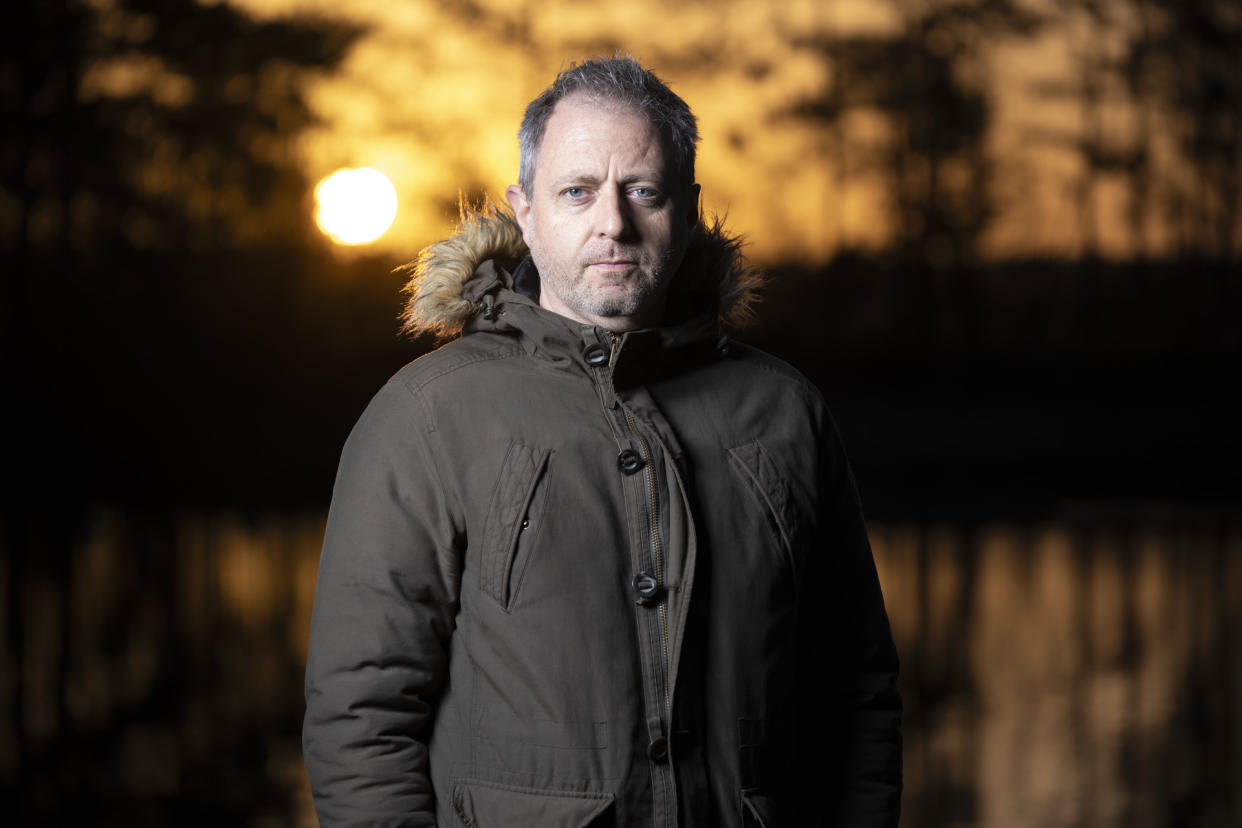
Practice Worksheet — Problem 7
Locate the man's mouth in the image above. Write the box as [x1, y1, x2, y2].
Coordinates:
[587, 259, 636, 272]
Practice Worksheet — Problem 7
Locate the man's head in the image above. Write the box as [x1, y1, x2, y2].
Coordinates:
[505, 57, 701, 332]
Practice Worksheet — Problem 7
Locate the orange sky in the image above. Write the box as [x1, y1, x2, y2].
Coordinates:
[235, 0, 1175, 264]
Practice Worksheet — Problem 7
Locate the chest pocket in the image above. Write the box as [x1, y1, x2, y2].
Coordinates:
[479, 441, 553, 611]
[727, 440, 798, 578]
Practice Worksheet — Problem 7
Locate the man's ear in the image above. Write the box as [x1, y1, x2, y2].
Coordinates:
[505, 185, 532, 240]
[685, 183, 701, 230]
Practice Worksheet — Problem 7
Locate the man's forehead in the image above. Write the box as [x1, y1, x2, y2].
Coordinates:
[535, 96, 670, 173]
[544, 96, 657, 139]
[550, 92, 645, 120]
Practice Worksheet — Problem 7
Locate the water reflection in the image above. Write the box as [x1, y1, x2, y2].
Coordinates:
[874, 513, 1241, 827]
[2, 507, 1238, 825]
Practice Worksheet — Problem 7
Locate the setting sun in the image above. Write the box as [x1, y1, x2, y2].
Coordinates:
[314, 167, 398, 245]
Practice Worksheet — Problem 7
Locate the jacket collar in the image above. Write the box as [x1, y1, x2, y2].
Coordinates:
[454, 255, 729, 384]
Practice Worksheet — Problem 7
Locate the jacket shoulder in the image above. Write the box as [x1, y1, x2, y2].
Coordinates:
[721, 340, 828, 408]
[389, 334, 525, 396]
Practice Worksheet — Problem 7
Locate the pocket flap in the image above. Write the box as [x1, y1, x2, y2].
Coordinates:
[741, 788, 775, 828]
[727, 440, 796, 555]
[453, 778, 614, 827]
[480, 441, 551, 607]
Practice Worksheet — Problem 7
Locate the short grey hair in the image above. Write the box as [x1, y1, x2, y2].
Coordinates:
[517, 56, 699, 197]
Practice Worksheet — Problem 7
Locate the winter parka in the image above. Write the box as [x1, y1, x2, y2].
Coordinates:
[303, 205, 902, 827]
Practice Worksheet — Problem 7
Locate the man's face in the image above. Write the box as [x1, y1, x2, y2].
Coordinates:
[506, 95, 699, 332]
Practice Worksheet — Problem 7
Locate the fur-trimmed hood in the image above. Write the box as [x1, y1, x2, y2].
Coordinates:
[398, 202, 764, 341]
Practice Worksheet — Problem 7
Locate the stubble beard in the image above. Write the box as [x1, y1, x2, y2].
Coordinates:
[534, 243, 682, 321]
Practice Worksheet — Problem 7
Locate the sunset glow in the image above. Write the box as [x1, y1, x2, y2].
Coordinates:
[314, 167, 398, 245]
[247, 0, 1240, 262]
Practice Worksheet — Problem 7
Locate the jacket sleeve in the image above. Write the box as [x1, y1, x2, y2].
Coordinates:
[303, 379, 462, 827]
[800, 411, 902, 827]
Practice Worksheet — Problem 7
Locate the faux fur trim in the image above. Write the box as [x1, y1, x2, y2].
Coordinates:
[398, 199, 765, 340]
[397, 200, 528, 341]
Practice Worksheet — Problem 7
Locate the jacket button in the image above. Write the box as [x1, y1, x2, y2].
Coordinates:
[647, 737, 669, 763]
[632, 572, 664, 606]
[583, 343, 608, 366]
[617, 449, 644, 474]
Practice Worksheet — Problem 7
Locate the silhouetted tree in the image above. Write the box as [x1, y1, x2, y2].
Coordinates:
[2, 0, 361, 257]
[1129, 0, 1241, 259]
[789, 0, 1042, 267]
[1035, 0, 1241, 260]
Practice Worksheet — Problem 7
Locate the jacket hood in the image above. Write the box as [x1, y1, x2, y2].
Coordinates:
[398, 200, 765, 341]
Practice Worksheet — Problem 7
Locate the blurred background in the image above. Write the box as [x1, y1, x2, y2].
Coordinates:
[2, 0, 1239, 824]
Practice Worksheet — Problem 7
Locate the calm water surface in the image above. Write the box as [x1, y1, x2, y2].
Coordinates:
[2, 507, 1238, 826]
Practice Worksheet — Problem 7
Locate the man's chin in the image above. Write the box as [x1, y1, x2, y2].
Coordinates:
[581, 286, 647, 317]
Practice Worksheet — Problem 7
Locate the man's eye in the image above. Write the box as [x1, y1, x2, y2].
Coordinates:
[630, 187, 661, 202]
[563, 187, 587, 199]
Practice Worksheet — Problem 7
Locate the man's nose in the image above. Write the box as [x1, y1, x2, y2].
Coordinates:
[594, 187, 633, 240]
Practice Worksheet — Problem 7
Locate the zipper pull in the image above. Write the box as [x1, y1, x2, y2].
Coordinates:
[607, 331, 622, 367]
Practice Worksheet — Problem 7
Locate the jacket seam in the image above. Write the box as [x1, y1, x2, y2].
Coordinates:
[391, 382, 462, 537]
[394, 350, 526, 430]
[453, 776, 618, 797]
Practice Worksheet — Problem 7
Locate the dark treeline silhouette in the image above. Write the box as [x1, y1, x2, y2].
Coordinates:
[1, 0, 1239, 824]
[751, 255, 1241, 520]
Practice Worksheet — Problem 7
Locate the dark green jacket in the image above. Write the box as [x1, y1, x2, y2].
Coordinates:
[303, 207, 901, 827]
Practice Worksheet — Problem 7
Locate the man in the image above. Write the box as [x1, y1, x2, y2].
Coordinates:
[304, 56, 901, 827]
